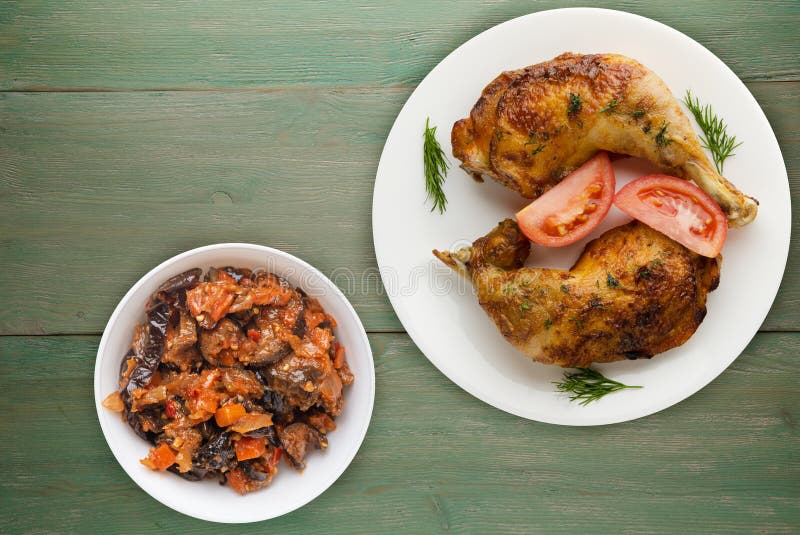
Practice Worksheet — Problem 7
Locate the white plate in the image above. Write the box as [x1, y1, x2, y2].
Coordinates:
[94, 244, 375, 522]
[372, 8, 790, 425]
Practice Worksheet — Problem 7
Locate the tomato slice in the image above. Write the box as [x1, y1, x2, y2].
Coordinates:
[516, 152, 615, 246]
[614, 174, 727, 257]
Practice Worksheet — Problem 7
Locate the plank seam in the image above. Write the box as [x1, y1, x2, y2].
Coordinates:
[1, 328, 798, 337]
[0, 80, 797, 94]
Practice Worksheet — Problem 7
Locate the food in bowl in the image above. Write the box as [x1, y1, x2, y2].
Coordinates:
[102, 266, 354, 495]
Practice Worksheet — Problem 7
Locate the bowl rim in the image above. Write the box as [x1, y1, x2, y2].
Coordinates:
[93, 243, 375, 523]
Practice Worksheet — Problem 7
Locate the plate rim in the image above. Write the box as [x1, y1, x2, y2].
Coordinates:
[372, 7, 791, 426]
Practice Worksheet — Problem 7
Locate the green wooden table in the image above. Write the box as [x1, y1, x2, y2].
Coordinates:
[1, 2, 798, 533]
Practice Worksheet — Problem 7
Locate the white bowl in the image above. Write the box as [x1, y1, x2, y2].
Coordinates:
[94, 244, 375, 523]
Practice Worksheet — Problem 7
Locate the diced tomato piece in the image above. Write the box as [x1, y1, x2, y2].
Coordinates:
[235, 436, 266, 461]
[209, 292, 236, 322]
[333, 342, 346, 369]
[304, 310, 327, 331]
[226, 467, 249, 495]
[142, 443, 177, 471]
[165, 399, 178, 419]
[268, 447, 282, 469]
[247, 329, 262, 342]
[195, 392, 219, 415]
[250, 286, 293, 306]
[200, 368, 221, 389]
[516, 151, 616, 246]
[186, 283, 236, 322]
[310, 327, 333, 352]
[214, 403, 246, 427]
[188, 373, 220, 418]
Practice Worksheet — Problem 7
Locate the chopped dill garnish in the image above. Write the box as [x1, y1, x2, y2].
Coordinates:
[598, 99, 618, 113]
[569, 317, 585, 330]
[567, 92, 582, 115]
[631, 109, 645, 118]
[606, 272, 620, 288]
[560, 284, 571, 294]
[588, 294, 607, 310]
[544, 318, 552, 329]
[520, 300, 531, 312]
[554, 368, 642, 406]
[423, 117, 449, 213]
[655, 123, 671, 147]
[530, 144, 546, 157]
[682, 90, 743, 174]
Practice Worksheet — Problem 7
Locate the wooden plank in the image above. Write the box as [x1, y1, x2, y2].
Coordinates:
[1, 332, 797, 533]
[751, 81, 800, 331]
[0, 0, 798, 91]
[0, 88, 411, 334]
[1, 82, 798, 335]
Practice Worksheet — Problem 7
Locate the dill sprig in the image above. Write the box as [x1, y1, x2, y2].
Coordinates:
[597, 99, 618, 114]
[683, 90, 742, 174]
[554, 368, 642, 406]
[567, 92, 582, 115]
[423, 117, 449, 213]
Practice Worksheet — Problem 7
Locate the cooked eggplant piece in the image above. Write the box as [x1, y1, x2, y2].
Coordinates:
[141, 302, 171, 368]
[125, 409, 155, 442]
[118, 349, 136, 384]
[194, 419, 218, 440]
[255, 371, 294, 424]
[239, 295, 305, 366]
[220, 266, 253, 284]
[266, 350, 343, 415]
[150, 268, 202, 305]
[240, 460, 269, 482]
[244, 425, 280, 448]
[198, 318, 251, 367]
[168, 465, 209, 481]
[123, 302, 171, 400]
[279, 423, 327, 470]
[193, 432, 236, 472]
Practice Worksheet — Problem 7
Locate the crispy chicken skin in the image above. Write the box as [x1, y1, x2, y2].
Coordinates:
[434, 220, 721, 367]
[452, 52, 757, 227]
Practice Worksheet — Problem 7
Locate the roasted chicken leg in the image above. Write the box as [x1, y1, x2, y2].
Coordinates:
[452, 52, 757, 227]
[433, 220, 721, 367]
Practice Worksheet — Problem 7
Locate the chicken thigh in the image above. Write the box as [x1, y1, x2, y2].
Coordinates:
[452, 53, 757, 227]
[433, 219, 720, 367]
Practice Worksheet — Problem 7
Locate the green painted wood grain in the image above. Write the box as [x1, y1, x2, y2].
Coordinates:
[0, 333, 797, 533]
[0, 87, 409, 334]
[1, 3, 798, 532]
[1, 82, 798, 335]
[0, 0, 798, 91]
